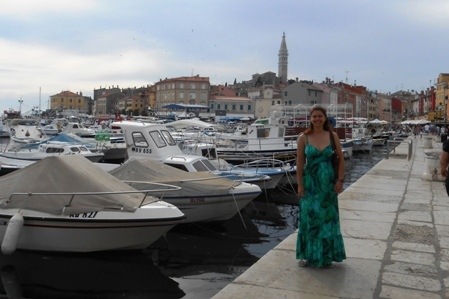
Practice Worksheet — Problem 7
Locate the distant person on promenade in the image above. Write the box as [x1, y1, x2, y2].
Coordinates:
[413, 125, 420, 138]
[296, 106, 346, 268]
[440, 138, 449, 196]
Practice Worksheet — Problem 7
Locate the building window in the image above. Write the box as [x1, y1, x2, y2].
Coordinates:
[248, 105, 252, 111]
[210, 104, 214, 109]
[189, 92, 196, 99]
[284, 91, 288, 96]
[272, 101, 274, 105]
[224, 104, 228, 109]
[240, 105, 243, 110]
[217, 104, 221, 109]
[179, 92, 184, 99]
[190, 83, 195, 89]
[180, 83, 184, 88]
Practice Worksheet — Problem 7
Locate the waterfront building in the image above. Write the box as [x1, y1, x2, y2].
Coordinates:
[247, 84, 282, 118]
[154, 75, 210, 111]
[94, 90, 125, 116]
[49, 90, 90, 114]
[281, 80, 324, 106]
[209, 95, 254, 120]
[117, 96, 147, 116]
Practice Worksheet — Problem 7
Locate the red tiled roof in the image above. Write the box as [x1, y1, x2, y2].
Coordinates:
[51, 90, 80, 97]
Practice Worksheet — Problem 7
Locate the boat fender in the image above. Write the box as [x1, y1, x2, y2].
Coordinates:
[1, 212, 24, 255]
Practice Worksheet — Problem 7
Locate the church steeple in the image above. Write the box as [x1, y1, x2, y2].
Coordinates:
[278, 32, 288, 84]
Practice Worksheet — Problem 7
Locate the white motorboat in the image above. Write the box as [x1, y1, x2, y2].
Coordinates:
[181, 141, 289, 190]
[111, 121, 273, 189]
[214, 122, 297, 165]
[0, 155, 185, 253]
[340, 139, 353, 159]
[37, 124, 60, 135]
[0, 123, 9, 138]
[350, 126, 373, 153]
[110, 158, 262, 223]
[4, 118, 47, 144]
[351, 137, 373, 153]
[0, 142, 104, 175]
[63, 122, 97, 138]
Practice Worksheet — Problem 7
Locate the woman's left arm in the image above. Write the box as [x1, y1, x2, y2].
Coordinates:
[333, 131, 345, 193]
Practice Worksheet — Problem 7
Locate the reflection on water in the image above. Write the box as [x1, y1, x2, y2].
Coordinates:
[0, 250, 185, 298]
[0, 141, 388, 299]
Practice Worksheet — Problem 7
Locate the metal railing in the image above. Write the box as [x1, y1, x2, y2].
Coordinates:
[386, 139, 413, 160]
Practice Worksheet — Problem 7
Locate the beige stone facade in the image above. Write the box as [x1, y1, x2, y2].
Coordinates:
[50, 90, 89, 113]
[155, 75, 210, 110]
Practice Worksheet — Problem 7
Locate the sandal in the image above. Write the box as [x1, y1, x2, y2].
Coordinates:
[298, 259, 308, 267]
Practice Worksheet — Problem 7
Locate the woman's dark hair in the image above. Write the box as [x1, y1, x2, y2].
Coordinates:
[304, 106, 333, 134]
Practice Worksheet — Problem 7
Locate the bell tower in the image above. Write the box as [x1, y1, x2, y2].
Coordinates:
[278, 32, 288, 83]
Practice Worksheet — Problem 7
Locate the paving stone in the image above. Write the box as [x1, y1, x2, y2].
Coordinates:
[397, 219, 434, 228]
[394, 223, 435, 244]
[435, 225, 449, 237]
[380, 285, 441, 299]
[339, 200, 399, 213]
[382, 271, 441, 292]
[400, 202, 432, 211]
[398, 211, 432, 223]
[439, 236, 449, 249]
[440, 261, 449, 272]
[340, 209, 396, 223]
[434, 211, 449, 226]
[384, 261, 438, 277]
[390, 249, 435, 266]
[441, 249, 449, 262]
[344, 237, 387, 260]
[341, 219, 392, 240]
[392, 241, 435, 253]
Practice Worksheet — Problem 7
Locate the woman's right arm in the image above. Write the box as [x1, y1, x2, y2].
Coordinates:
[297, 134, 306, 197]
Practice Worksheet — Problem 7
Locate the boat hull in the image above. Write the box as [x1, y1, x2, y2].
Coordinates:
[162, 185, 261, 223]
[0, 204, 184, 253]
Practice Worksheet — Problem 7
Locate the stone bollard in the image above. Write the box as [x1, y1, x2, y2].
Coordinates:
[423, 149, 444, 181]
[422, 135, 433, 148]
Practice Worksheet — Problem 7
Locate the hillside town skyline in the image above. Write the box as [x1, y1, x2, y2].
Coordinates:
[4, 33, 449, 125]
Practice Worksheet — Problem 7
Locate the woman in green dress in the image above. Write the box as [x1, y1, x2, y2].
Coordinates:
[296, 106, 346, 268]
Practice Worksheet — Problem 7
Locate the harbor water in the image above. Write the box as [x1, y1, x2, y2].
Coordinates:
[0, 138, 389, 299]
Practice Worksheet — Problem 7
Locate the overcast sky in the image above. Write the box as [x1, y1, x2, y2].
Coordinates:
[1, 0, 448, 114]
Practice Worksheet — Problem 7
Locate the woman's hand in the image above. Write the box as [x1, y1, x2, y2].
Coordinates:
[297, 185, 304, 198]
[334, 181, 344, 194]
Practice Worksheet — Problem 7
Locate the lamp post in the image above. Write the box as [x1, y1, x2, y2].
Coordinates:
[18, 98, 23, 113]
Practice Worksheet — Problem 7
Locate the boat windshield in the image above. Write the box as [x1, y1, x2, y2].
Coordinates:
[192, 159, 217, 172]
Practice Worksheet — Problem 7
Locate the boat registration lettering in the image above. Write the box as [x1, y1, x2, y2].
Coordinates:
[69, 212, 98, 218]
[132, 147, 152, 154]
[190, 197, 205, 203]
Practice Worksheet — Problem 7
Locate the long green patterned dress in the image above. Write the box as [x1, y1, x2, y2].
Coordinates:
[296, 143, 346, 267]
